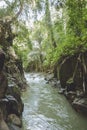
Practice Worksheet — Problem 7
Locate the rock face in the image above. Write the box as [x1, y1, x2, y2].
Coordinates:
[72, 97, 87, 114]
[0, 50, 8, 98]
[4, 47, 27, 90]
[0, 20, 28, 130]
[0, 49, 25, 130]
[58, 52, 87, 115]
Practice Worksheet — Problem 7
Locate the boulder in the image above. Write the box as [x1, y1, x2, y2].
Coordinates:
[59, 56, 77, 88]
[6, 95, 19, 116]
[59, 53, 87, 91]
[7, 114, 22, 127]
[0, 49, 7, 98]
[8, 124, 23, 130]
[0, 95, 18, 118]
[58, 52, 87, 114]
[72, 97, 87, 114]
[6, 85, 24, 116]
[64, 91, 76, 102]
[0, 120, 9, 130]
[4, 51, 28, 90]
[0, 72, 8, 98]
[0, 108, 9, 130]
[0, 49, 5, 71]
[0, 20, 25, 130]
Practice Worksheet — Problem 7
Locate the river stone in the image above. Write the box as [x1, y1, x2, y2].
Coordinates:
[8, 114, 22, 127]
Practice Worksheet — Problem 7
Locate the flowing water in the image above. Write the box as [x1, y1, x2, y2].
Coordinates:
[22, 73, 87, 130]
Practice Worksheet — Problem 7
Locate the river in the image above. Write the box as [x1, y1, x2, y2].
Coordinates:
[22, 73, 87, 130]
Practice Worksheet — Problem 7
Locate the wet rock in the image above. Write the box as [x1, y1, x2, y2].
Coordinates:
[58, 88, 66, 94]
[6, 97, 22, 117]
[0, 120, 10, 130]
[7, 85, 24, 115]
[72, 98, 87, 114]
[4, 47, 28, 90]
[64, 91, 76, 102]
[0, 49, 5, 71]
[8, 123, 23, 130]
[8, 114, 22, 127]
[0, 72, 8, 98]
[58, 52, 87, 114]
[0, 108, 9, 130]
[15, 58, 24, 76]
[59, 56, 77, 88]
[0, 95, 19, 116]
[44, 73, 54, 81]
[0, 21, 26, 130]
[0, 49, 7, 98]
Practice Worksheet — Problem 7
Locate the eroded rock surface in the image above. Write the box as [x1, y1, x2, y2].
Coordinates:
[0, 49, 25, 130]
[58, 52, 87, 114]
[0, 20, 28, 130]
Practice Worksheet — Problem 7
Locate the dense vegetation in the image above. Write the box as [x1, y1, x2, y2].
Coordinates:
[0, 0, 87, 72]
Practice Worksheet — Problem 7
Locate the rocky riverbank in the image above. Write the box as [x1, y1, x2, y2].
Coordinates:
[0, 48, 28, 130]
[45, 52, 87, 115]
[0, 20, 28, 130]
[58, 52, 87, 115]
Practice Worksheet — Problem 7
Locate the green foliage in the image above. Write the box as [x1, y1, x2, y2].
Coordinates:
[45, 32, 87, 66]
[13, 43, 30, 68]
[1, 0, 87, 71]
[66, 0, 87, 37]
[44, 0, 87, 68]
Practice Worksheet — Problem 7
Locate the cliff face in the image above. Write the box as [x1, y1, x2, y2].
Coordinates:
[58, 52, 87, 115]
[0, 20, 28, 130]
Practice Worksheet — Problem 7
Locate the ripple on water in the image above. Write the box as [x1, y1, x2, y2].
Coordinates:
[23, 73, 87, 130]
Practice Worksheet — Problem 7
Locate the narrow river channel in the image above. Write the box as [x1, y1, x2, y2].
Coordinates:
[22, 73, 87, 130]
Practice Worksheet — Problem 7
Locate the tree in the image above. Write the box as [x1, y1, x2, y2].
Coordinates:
[66, 0, 87, 38]
[45, 0, 57, 48]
